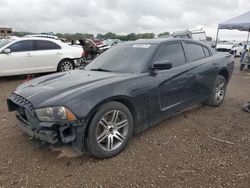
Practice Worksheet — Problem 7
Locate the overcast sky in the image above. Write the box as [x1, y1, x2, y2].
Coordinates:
[0, 0, 250, 40]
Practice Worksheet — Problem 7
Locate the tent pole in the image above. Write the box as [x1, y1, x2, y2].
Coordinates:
[215, 27, 219, 48]
[247, 29, 250, 43]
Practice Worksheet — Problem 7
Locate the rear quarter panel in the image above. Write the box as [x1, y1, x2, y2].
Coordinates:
[189, 55, 220, 101]
[216, 52, 234, 80]
[61, 45, 83, 59]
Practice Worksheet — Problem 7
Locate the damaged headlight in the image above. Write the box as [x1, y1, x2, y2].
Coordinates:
[35, 107, 76, 122]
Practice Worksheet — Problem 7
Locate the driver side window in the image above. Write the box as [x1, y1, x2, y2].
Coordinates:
[154, 43, 186, 67]
[8, 40, 34, 52]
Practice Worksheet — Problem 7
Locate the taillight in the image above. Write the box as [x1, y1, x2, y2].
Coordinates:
[82, 50, 85, 58]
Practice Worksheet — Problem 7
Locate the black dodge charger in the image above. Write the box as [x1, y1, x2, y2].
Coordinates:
[7, 38, 234, 158]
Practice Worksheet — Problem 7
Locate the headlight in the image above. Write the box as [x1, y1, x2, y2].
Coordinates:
[35, 107, 76, 122]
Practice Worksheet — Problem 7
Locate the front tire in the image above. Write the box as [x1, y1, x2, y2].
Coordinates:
[206, 75, 227, 107]
[57, 59, 75, 72]
[86, 102, 133, 158]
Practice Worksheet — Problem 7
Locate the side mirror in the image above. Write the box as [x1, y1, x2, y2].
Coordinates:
[3, 48, 11, 54]
[152, 60, 172, 70]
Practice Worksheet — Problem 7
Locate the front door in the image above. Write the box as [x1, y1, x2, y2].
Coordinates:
[0, 40, 35, 76]
[152, 42, 194, 119]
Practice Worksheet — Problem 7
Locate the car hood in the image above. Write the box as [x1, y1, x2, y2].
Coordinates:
[216, 44, 234, 49]
[14, 70, 131, 108]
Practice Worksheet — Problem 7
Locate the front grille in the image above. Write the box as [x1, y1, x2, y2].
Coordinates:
[217, 48, 231, 52]
[8, 93, 35, 116]
[17, 106, 28, 121]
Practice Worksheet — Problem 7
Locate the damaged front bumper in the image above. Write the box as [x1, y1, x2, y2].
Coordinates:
[73, 58, 85, 67]
[7, 93, 88, 154]
[16, 114, 58, 144]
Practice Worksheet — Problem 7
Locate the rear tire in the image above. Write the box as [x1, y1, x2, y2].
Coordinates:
[206, 75, 227, 107]
[86, 102, 133, 158]
[57, 59, 75, 72]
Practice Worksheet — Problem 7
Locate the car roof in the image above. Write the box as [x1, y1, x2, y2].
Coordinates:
[129, 38, 211, 48]
[14, 37, 59, 42]
[134, 38, 175, 44]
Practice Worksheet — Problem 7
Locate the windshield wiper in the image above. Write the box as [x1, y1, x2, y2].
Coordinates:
[90, 68, 112, 72]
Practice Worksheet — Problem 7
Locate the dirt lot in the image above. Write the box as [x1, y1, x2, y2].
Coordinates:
[0, 58, 250, 188]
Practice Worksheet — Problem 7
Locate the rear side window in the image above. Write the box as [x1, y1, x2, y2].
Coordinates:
[203, 46, 211, 57]
[36, 40, 61, 50]
[185, 43, 205, 61]
[154, 43, 186, 67]
[8, 40, 34, 52]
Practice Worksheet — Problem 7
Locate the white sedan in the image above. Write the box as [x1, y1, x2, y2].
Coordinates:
[232, 43, 250, 57]
[0, 37, 84, 76]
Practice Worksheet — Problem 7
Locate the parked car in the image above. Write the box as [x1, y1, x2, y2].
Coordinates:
[104, 39, 122, 46]
[93, 39, 105, 47]
[231, 42, 250, 56]
[172, 29, 207, 41]
[0, 37, 84, 76]
[25, 34, 58, 40]
[7, 38, 234, 158]
[216, 41, 250, 57]
[216, 41, 236, 53]
[93, 39, 111, 51]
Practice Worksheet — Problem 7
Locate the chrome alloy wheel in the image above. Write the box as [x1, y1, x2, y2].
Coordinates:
[61, 61, 74, 71]
[215, 80, 225, 102]
[96, 110, 129, 151]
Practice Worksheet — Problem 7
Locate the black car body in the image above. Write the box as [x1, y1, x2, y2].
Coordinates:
[7, 38, 234, 158]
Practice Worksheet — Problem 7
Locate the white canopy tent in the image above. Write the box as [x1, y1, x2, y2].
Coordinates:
[215, 11, 250, 46]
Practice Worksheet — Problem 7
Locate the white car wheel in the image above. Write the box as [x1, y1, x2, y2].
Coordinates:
[58, 60, 74, 72]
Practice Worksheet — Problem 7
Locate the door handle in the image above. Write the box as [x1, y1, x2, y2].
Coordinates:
[56, 52, 63, 55]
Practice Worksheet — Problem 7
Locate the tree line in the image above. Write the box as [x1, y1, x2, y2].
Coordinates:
[13, 31, 170, 41]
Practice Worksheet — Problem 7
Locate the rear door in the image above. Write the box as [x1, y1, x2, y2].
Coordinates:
[0, 40, 35, 76]
[151, 42, 195, 118]
[183, 42, 219, 102]
[34, 40, 62, 72]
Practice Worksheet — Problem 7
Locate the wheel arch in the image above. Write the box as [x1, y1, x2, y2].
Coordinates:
[218, 69, 229, 83]
[84, 96, 139, 136]
[57, 58, 75, 71]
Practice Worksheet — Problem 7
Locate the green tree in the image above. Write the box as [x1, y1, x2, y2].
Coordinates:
[12, 31, 35, 37]
[103, 32, 117, 39]
[142, 33, 155, 39]
[126, 33, 137, 41]
[55, 33, 64, 38]
[55, 33, 94, 40]
[96, 33, 104, 39]
[157, 32, 170, 38]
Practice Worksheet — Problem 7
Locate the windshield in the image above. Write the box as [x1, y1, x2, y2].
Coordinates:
[0, 39, 12, 48]
[86, 43, 157, 73]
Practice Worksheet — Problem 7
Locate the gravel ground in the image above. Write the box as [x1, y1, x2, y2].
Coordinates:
[0, 58, 250, 188]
